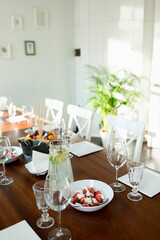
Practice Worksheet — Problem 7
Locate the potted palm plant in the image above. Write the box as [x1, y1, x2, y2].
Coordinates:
[86, 65, 142, 147]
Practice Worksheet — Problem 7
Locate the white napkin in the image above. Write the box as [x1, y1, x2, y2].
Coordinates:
[70, 141, 103, 157]
[118, 168, 160, 197]
[25, 150, 49, 174]
[7, 115, 26, 123]
[0, 220, 41, 240]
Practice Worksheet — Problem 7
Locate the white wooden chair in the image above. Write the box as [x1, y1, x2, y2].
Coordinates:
[67, 104, 94, 141]
[45, 98, 64, 122]
[106, 114, 145, 162]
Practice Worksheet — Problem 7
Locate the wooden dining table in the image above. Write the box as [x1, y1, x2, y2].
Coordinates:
[0, 111, 160, 240]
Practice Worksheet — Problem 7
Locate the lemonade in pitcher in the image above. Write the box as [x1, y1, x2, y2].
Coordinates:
[49, 139, 74, 183]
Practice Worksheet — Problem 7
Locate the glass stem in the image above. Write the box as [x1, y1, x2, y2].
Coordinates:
[57, 211, 62, 233]
[27, 119, 30, 130]
[132, 186, 138, 195]
[115, 167, 119, 186]
[2, 162, 7, 179]
[41, 210, 49, 221]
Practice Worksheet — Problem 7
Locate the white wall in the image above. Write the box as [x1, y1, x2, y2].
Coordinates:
[1, 0, 156, 137]
[0, 0, 75, 121]
[74, 0, 155, 136]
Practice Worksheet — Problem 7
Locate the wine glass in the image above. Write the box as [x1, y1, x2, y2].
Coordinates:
[22, 105, 33, 133]
[44, 171, 72, 240]
[32, 181, 55, 229]
[0, 171, 4, 178]
[0, 136, 14, 185]
[29, 114, 37, 134]
[55, 118, 66, 136]
[127, 161, 145, 201]
[0, 96, 7, 116]
[8, 103, 16, 122]
[107, 138, 127, 192]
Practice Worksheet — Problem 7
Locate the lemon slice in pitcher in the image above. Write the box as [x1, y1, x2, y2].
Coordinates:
[57, 150, 69, 163]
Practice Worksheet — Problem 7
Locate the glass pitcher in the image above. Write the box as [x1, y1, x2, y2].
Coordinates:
[48, 138, 74, 183]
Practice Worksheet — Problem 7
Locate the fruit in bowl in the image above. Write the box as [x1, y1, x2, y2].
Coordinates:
[71, 187, 105, 207]
[24, 129, 58, 143]
[70, 179, 114, 212]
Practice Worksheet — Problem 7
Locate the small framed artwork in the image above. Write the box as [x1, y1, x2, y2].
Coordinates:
[11, 15, 23, 30]
[24, 41, 36, 56]
[34, 8, 48, 29]
[0, 42, 11, 59]
[75, 49, 81, 56]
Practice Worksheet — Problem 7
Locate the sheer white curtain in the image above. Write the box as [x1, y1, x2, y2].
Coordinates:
[148, 0, 160, 147]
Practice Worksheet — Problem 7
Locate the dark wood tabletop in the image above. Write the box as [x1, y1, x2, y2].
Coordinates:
[0, 112, 160, 240]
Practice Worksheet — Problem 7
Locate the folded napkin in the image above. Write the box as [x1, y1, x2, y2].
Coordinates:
[7, 115, 26, 123]
[25, 150, 49, 174]
[70, 141, 103, 157]
[118, 168, 160, 197]
[0, 220, 41, 240]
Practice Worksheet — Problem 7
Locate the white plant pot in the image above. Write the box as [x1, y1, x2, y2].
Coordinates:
[100, 129, 108, 149]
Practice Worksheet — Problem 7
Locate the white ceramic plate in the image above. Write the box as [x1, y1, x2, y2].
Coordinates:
[6, 146, 23, 164]
[70, 179, 114, 212]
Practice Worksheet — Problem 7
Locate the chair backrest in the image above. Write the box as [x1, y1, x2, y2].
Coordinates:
[67, 104, 94, 141]
[106, 114, 145, 162]
[45, 98, 64, 122]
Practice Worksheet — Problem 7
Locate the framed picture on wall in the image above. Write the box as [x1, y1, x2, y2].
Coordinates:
[34, 8, 48, 29]
[24, 41, 36, 56]
[0, 42, 11, 59]
[11, 15, 23, 30]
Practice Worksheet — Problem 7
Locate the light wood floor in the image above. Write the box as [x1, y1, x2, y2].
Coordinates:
[141, 143, 160, 173]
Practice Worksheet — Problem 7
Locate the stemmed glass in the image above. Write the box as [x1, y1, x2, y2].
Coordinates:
[44, 171, 72, 240]
[8, 103, 16, 122]
[22, 105, 33, 133]
[29, 114, 37, 134]
[0, 170, 3, 179]
[55, 118, 66, 136]
[127, 161, 145, 201]
[107, 138, 128, 192]
[32, 181, 55, 229]
[0, 136, 14, 185]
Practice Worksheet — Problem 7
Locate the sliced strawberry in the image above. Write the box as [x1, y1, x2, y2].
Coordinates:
[95, 194, 102, 203]
[95, 190, 101, 197]
[83, 202, 90, 207]
[80, 197, 85, 204]
[88, 187, 94, 194]
[89, 194, 93, 198]
[83, 189, 87, 195]
[73, 192, 80, 198]
[92, 203, 98, 206]
[72, 195, 78, 204]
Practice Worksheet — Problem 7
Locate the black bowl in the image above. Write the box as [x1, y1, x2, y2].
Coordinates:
[19, 139, 49, 163]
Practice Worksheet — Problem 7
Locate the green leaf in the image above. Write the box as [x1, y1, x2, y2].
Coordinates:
[86, 65, 143, 128]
